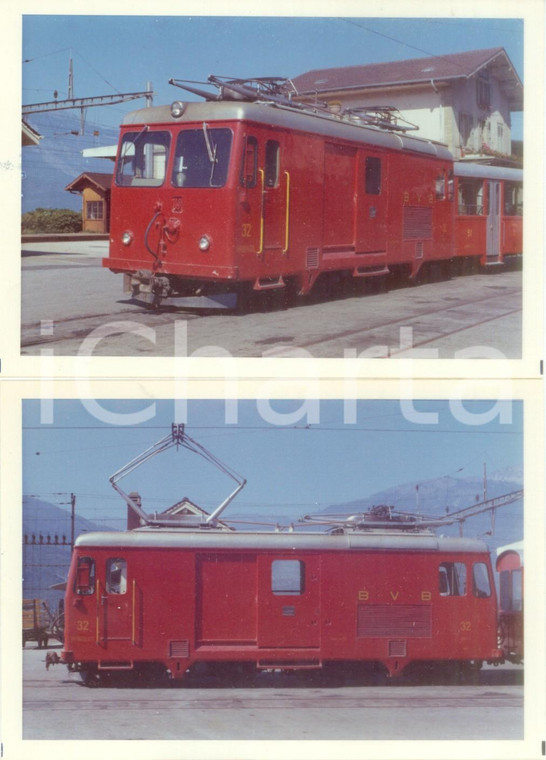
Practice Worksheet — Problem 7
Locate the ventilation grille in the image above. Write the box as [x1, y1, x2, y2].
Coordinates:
[388, 640, 407, 657]
[169, 640, 190, 658]
[306, 247, 320, 269]
[357, 605, 432, 638]
[403, 207, 433, 240]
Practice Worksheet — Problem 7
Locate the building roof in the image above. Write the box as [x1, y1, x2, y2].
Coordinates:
[291, 48, 523, 110]
[65, 172, 113, 193]
[22, 119, 42, 146]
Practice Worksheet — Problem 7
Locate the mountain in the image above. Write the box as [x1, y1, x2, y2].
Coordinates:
[22, 110, 119, 213]
[22, 496, 112, 608]
[314, 471, 523, 555]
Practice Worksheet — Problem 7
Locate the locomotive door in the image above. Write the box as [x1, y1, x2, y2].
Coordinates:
[261, 139, 287, 252]
[486, 181, 501, 261]
[99, 558, 135, 646]
[239, 134, 287, 265]
[356, 153, 387, 253]
[257, 555, 321, 648]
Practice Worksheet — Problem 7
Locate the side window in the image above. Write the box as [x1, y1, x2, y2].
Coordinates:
[458, 178, 484, 215]
[240, 136, 258, 188]
[439, 562, 467, 596]
[435, 173, 446, 200]
[365, 156, 381, 195]
[511, 569, 523, 611]
[75, 556, 96, 596]
[272, 560, 304, 596]
[472, 562, 492, 598]
[265, 140, 280, 188]
[106, 558, 127, 595]
[504, 182, 523, 216]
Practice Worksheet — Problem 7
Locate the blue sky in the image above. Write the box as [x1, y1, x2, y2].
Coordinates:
[22, 15, 524, 135]
[23, 399, 523, 525]
[21, 16, 524, 212]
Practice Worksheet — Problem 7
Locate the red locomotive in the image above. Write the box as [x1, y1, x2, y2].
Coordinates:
[496, 542, 524, 664]
[103, 76, 522, 309]
[60, 426, 507, 685]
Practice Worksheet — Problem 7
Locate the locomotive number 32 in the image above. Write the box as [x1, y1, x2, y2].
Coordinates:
[241, 224, 252, 238]
[76, 620, 90, 632]
[459, 620, 472, 632]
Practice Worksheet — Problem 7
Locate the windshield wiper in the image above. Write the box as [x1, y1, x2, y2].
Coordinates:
[202, 122, 220, 186]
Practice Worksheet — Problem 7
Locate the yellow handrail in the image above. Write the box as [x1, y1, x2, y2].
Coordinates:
[283, 171, 290, 255]
[132, 579, 136, 645]
[257, 168, 264, 257]
[96, 578, 100, 644]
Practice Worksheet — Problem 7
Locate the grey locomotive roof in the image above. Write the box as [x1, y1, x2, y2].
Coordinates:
[75, 528, 488, 554]
[122, 101, 453, 161]
[454, 162, 523, 181]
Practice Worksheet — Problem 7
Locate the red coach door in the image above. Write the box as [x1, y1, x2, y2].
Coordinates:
[486, 181, 502, 263]
[258, 555, 321, 648]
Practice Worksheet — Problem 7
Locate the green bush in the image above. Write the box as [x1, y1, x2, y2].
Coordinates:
[22, 208, 82, 234]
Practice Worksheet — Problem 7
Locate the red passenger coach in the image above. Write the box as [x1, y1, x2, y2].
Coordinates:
[103, 77, 456, 309]
[454, 163, 523, 268]
[60, 426, 505, 685]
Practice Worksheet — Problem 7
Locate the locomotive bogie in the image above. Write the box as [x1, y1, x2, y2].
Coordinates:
[103, 100, 521, 309]
[62, 531, 504, 685]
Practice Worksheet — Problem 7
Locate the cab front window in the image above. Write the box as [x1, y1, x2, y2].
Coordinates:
[116, 130, 170, 187]
[171, 127, 232, 188]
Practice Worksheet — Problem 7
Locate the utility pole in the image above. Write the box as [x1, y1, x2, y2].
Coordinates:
[70, 493, 76, 548]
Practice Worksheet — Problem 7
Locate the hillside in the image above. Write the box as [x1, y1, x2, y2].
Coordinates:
[23, 496, 112, 607]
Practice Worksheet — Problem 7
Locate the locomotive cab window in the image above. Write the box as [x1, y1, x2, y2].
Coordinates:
[271, 560, 304, 595]
[172, 127, 232, 188]
[74, 556, 96, 596]
[439, 562, 467, 596]
[116, 130, 170, 187]
[472, 562, 492, 598]
[106, 558, 127, 595]
[265, 140, 280, 187]
[365, 156, 381, 195]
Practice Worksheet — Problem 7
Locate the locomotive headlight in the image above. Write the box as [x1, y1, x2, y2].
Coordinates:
[171, 100, 186, 118]
[121, 231, 133, 246]
[198, 235, 211, 252]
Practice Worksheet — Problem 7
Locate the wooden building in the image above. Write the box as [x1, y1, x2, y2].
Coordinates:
[65, 172, 112, 233]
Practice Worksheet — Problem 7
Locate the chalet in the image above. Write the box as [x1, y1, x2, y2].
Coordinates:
[291, 48, 522, 163]
[65, 172, 112, 233]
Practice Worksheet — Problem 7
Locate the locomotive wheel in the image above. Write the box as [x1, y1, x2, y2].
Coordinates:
[80, 668, 101, 687]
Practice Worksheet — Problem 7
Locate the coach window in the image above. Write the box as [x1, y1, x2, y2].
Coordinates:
[106, 558, 127, 595]
[117, 130, 170, 187]
[272, 560, 305, 595]
[472, 563, 491, 598]
[75, 556, 96, 596]
[240, 136, 258, 188]
[458, 178, 484, 215]
[504, 182, 523, 216]
[439, 562, 467, 596]
[265, 140, 280, 188]
[365, 156, 381, 195]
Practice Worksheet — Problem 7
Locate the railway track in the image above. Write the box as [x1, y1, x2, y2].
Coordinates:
[20, 274, 522, 358]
